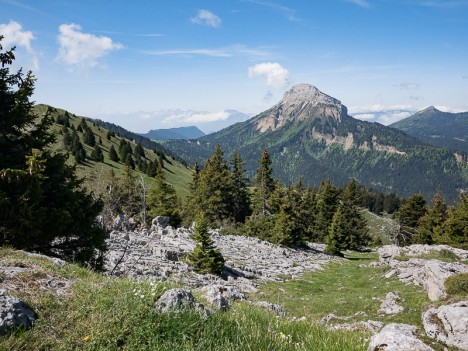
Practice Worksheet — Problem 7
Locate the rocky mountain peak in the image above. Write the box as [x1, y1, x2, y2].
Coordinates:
[256, 83, 346, 132]
[280, 84, 341, 108]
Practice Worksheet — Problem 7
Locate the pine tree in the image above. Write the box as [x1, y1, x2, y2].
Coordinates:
[229, 151, 251, 222]
[444, 193, 468, 246]
[0, 38, 106, 268]
[194, 145, 234, 225]
[91, 144, 104, 162]
[394, 194, 427, 244]
[341, 200, 370, 250]
[83, 128, 95, 146]
[325, 207, 348, 257]
[109, 145, 119, 162]
[186, 214, 225, 275]
[106, 130, 112, 140]
[253, 149, 275, 216]
[118, 166, 141, 219]
[147, 163, 181, 226]
[125, 153, 135, 170]
[314, 179, 339, 242]
[418, 192, 448, 244]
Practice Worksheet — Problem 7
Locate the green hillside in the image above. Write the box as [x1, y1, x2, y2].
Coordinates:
[390, 106, 468, 152]
[164, 85, 468, 203]
[33, 104, 192, 198]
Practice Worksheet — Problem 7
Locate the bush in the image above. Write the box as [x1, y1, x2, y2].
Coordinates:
[444, 273, 468, 295]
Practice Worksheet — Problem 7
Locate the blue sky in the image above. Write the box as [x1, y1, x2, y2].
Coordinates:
[1, 0, 468, 132]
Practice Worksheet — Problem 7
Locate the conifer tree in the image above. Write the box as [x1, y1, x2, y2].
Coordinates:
[394, 194, 426, 244]
[195, 145, 233, 225]
[253, 149, 275, 216]
[118, 166, 141, 219]
[0, 38, 106, 268]
[147, 163, 181, 226]
[444, 193, 468, 246]
[91, 144, 104, 162]
[186, 214, 225, 275]
[325, 207, 348, 256]
[229, 151, 251, 222]
[314, 179, 339, 241]
[109, 145, 119, 162]
[418, 192, 448, 244]
[106, 130, 112, 140]
[125, 153, 135, 170]
[83, 127, 95, 146]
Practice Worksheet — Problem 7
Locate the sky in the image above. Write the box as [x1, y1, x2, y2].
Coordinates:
[1, 0, 468, 133]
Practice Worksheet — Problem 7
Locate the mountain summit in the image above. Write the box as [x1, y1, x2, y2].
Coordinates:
[256, 84, 345, 132]
[165, 85, 467, 202]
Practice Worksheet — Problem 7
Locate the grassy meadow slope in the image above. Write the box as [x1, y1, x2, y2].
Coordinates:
[33, 104, 192, 198]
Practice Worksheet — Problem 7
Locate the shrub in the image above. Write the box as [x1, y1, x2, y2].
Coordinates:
[444, 273, 468, 295]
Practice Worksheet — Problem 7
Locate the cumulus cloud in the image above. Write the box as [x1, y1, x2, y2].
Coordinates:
[57, 23, 123, 69]
[191, 10, 221, 28]
[432, 105, 466, 113]
[0, 20, 38, 70]
[400, 82, 420, 90]
[164, 110, 230, 123]
[248, 62, 289, 88]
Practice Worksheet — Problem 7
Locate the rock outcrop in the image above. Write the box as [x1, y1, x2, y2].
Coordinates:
[0, 295, 37, 335]
[367, 323, 434, 351]
[378, 291, 404, 315]
[377, 245, 468, 301]
[104, 223, 335, 294]
[423, 301, 468, 350]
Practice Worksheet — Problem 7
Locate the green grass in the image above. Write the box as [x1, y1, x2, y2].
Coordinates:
[1, 248, 367, 351]
[34, 104, 192, 198]
[256, 252, 430, 327]
[362, 211, 395, 245]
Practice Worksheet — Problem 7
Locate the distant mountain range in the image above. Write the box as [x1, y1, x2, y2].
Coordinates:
[141, 126, 205, 140]
[390, 106, 468, 152]
[164, 84, 468, 203]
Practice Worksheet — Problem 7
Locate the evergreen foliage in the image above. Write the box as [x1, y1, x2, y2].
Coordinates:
[444, 193, 468, 246]
[186, 215, 225, 275]
[0, 38, 106, 268]
[314, 179, 340, 241]
[147, 163, 181, 226]
[91, 144, 104, 162]
[108, 145, 119, 162]
[325, 207, 348, 256]
[229, 151, 251, 222]
[253, 149, 275, 216]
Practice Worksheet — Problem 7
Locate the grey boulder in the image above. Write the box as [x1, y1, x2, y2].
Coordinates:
[367, 323, 434, 351]
[0, 295, 37, 335]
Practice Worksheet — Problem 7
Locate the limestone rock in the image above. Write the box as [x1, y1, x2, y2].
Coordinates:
[378, 291, 404, 315]
[367, 323, 434, 351]
[155, 288, 196, 313]
[423, 301, 468, 350]
[252, 301, 287, 317]
[0, 295, 37, 335]
[151, 216, 170, 229]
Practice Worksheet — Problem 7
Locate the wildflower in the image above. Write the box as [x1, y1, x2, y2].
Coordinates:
[82, 335, 90, 342]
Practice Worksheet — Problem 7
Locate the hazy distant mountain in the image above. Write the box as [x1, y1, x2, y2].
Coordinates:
[141, 126, 205, 140]
[97, 109, 250, 134]
[165, 84, 467, 202]
[390, 106, 468, 152]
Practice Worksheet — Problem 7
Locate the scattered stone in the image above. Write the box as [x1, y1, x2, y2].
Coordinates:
[151, 216, 170, 230]
[0, 295, 37, 335]
[200, 284, 245, 310]
[155, 288, 196, 313]
[330, 320, 384, 334]
[252, 301, 287, 317]
[378, 291, 404, 315]
[377, 245, 468, 301]
[367, 323, 435, 351]
[422, 301, 468, 350]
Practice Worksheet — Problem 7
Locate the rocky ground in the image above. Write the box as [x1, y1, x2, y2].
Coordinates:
[1, 219, 467, 350]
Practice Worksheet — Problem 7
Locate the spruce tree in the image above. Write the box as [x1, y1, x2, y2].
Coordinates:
[0, 38, 106, 268]
[444, 193, 468, 246]
[195, 145, 233, 225]
[109, 145, 119, 162]
[394, 194, 426, 244]
[418, 192, 448, 244]
[125, 154, 135, 170]
[91, 144, 104, 162]
[325, 206, 348, 257]
[229, 151, 251, 222]
[253, 149, 275, 216]
[83, 127, 95, 146]
[147, 163, 181, 226]
[186, 214, 225, 275]
[314, 179, 339, 241]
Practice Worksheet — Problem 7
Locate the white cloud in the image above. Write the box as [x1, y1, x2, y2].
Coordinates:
[346, 0, 370, 8]
[164, 110, 230, 123]
[432, 105, 466, 113]
[400, 82, 420, 90]
[0, 20, 38, 70]
[248, 62, 289, 88]
[353, 113, 375, 120]
[191, 10, 221, 28]
[57, 23, 123, 69]
[348, 104, 414, 114]
[142, 45, 271, 58]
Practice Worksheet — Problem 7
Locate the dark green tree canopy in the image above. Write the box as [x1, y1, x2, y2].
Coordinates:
[0, 38, 106, 268]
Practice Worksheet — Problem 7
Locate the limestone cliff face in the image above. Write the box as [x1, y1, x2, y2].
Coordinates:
[255, 84, 346, 132]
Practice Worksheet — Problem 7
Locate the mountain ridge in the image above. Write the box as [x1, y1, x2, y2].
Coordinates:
[141, 126, 205, 140]
[164, 84, 467, 203]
